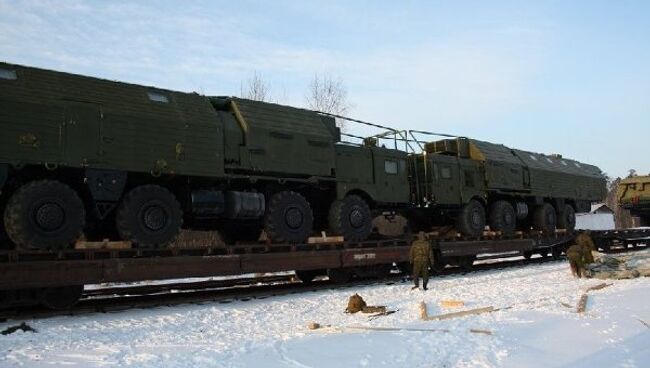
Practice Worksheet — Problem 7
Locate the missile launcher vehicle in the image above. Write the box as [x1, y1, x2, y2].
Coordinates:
[0, 62, 409, 250]
[0, 61, 608, 250]
[409, 136, 607, 236]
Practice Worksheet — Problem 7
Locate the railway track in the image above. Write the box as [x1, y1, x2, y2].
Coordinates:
[3, 247, 631, 323]
[1, 229, 646, 321]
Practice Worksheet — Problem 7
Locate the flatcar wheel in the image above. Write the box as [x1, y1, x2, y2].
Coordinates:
[264, 191, 313, 243]
[532, 203, 557, 234]
[488, 201, 516, 236]
[116, 185, 182, 248]
[4, 180, 85, 250]
[456, 200, 486, 237]
[431, 252, 446, 273]
[327, 268, 352, 283]
[459, 256, 475, 272]
[41, 285, 83, 310]
[600, 242, 611, 252]
[556, 204, 576, 231]
[296, 270, 319, 284]
[328, 195, 372, 242]
[551, 246, 562, 260]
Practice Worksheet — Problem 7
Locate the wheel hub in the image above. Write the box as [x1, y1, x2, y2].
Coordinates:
[471, 210, 482, 228]
[504, 212, 513, 225]
[34, 203, 66, 231]
[546, 212, 555, 225]
[285, 207, 304, 229]
[567, 212, 575, 223]
[348, 207, 364, 228]
[142, 205, 168, 231]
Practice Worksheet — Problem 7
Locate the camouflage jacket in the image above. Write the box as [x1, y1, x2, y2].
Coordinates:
[409, 240, 433, 265]
[576, 233, 596, 251]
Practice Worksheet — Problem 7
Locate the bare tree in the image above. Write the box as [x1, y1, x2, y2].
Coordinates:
[240, 71, 270, 101]
[305, 73, 352, 129]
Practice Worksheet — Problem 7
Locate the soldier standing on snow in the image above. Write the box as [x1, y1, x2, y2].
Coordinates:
[409, 231, 434, 290]
[566, 230, 597, 278]
[576, 230, 596, 264]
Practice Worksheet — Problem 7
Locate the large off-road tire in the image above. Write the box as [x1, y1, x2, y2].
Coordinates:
[456, 200, 486, 237]
[488, 200, 516, 236]
[328, 195, 372, 242]
[3, 180, 85, 250]
[264, 191, 313, 243]
[533, 203, 557, 234]
[116, 185, 182, 248]
[556, 204, 576, 231]
[0, 216, 12, 250]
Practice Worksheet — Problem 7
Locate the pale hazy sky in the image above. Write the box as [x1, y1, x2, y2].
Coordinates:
[1, 0, 648, 178]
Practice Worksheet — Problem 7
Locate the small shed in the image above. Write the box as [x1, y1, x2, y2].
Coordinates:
[575, 203, 615, 230]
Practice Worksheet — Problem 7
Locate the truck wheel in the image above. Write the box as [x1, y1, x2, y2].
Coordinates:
[264, 191, 313, 243]
[488, 201, 516, 236]
[0, 217, 13, 250]
[328, 195, 372, 242]
[456, 200, 486, 237]
[116, 185, 182, 248]
[4, 180, 85, 250]
[557, 204, 576, 231]
[533, 203, 556, 234]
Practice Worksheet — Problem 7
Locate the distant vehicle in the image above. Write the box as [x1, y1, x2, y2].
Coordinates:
[408, 135, 607, 236]
[0, 62, 607, 250]
[617, 175, 650, 226]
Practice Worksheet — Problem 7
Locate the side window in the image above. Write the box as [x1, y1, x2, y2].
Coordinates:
[441, 166, 452, 179]
[399, 159, 406, 174]
[384, 160, 398, 175]
[147, 91, 169, 103]
[0, 68, 17, 80]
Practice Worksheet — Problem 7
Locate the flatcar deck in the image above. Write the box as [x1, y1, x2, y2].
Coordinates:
[0, 232, 575, 291]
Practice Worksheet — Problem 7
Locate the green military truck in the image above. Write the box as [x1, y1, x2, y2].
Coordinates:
[0, 62, 409, 250]
[410, 137, 607, 236]
[617, 175, 650, 226]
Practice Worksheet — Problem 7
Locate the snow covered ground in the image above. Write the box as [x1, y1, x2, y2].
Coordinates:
[1, 257, 649, 367]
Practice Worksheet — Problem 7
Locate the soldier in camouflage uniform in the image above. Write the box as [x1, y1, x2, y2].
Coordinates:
[576, 230, 596, 264]
[409, 231, 434, 290]
[566, 230, 596, 278]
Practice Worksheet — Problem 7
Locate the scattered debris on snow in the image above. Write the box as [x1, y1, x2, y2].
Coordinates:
[586, 249, 650, 279]
[1, 323, 37, 336]
[1, 258, 648, 367]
